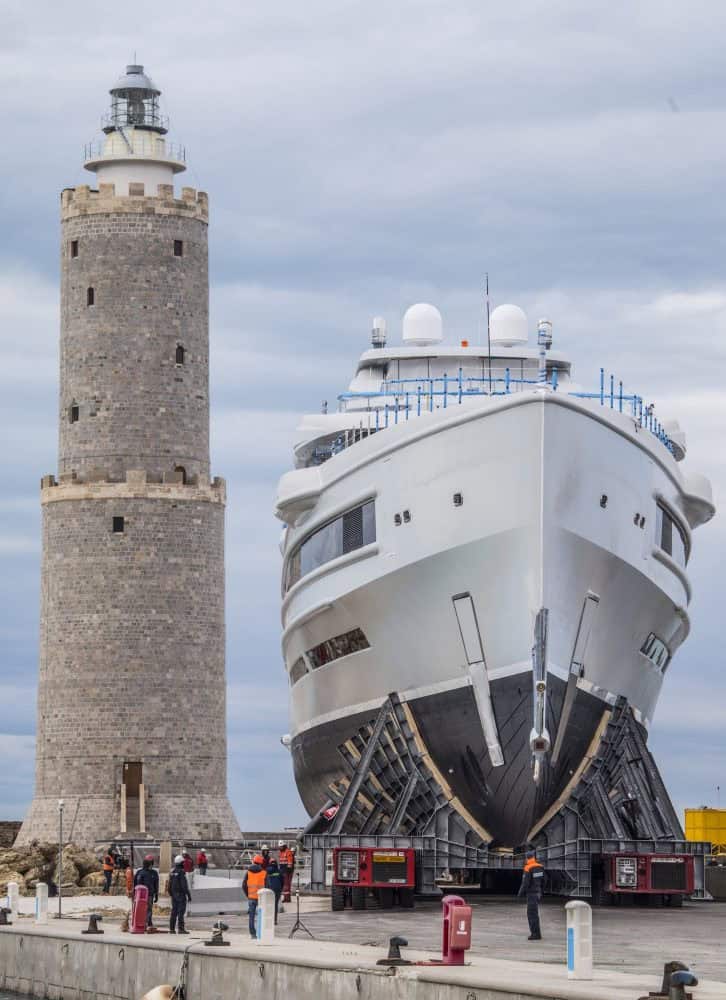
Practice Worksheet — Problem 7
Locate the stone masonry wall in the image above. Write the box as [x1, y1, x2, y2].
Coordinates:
[17, 183, 241, 847]
[18, 482, 239, 845]
[59, 185, 210, 483]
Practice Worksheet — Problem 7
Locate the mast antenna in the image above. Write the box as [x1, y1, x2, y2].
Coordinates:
[486, 273, 492, 393]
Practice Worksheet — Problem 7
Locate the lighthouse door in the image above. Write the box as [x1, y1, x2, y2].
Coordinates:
[123, 762, 143, 833]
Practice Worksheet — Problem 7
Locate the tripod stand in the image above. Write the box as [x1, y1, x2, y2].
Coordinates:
[288, 873, 314, 940]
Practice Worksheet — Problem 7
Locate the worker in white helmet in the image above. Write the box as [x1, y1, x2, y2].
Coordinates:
[168, 855, 192, 934]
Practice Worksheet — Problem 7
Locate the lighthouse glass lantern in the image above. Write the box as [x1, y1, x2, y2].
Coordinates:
[105, 64, 168, 134]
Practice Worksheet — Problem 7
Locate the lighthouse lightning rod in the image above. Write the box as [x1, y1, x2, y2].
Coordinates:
[486, 273, 492, 394]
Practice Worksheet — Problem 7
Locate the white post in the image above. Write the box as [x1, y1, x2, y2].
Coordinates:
[120, 783, 127, 834]
[35, 883, 49, 924]
[565, 900, 593, 980]
[7, 882, 19, 923]
[256, 888, 276, 944]
[139, 783, 146, 833]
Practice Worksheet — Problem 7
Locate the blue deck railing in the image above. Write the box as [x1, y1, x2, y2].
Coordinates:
[337, 368, 674, 453]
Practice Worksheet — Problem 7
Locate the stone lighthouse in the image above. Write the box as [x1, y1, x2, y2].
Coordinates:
[17, 65, 241, 847]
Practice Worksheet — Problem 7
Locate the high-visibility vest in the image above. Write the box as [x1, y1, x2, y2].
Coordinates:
[246, 868, 266, 900]
[279, 848, 295, 867]
[103, 855, 115, 872]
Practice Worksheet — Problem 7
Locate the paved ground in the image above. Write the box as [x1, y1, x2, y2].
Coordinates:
[18, 893, 726, 982]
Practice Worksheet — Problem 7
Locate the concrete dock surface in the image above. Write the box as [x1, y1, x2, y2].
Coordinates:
[0, 916, 724, 1000]
[4, 893, 725, 998]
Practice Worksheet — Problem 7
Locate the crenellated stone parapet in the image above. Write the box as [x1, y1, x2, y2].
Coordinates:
[61, 183, 209, 222]
[40, 470, 226, 505]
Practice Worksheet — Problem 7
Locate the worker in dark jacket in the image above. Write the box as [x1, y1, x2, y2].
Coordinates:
[518, 850, 544, 940]
[168, 855, 192, 934]
[243, 854, 267, 938]
[265, 859, 284, 924]
[134, 854, 160, 930]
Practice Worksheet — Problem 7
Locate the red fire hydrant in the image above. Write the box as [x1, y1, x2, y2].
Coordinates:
[131, 884, 148, 935]
[441, 894, 472, 966]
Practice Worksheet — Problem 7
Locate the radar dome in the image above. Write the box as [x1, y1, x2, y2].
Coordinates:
[490, 304, 528, 347]
[402, 303, 443, 345]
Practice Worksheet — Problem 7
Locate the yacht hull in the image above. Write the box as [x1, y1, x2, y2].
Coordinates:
[282, 395, 695, 845]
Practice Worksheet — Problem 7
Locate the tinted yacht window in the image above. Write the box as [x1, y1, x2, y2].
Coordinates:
[656, 504, 688, 567]
[285, 500, 375, 591]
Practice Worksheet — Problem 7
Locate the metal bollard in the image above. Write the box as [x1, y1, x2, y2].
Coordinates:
[35, 883, 49, 925]
[7, 883, 19, 923]
[256, 888, 275, 944]
[565, 900, 592, 980]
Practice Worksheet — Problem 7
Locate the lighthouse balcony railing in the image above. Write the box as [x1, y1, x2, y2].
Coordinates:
[83, 137, 186, 163]
[336, 368, 674, 454]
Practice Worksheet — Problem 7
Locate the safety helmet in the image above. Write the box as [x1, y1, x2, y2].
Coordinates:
[144, 854, 154, 862]
[200, 848, 206, 853]
[261, 843, 269, 850]
[278, 840, 285, 847]
[253, 854, 264, 864]
[174, 854, 184, 864]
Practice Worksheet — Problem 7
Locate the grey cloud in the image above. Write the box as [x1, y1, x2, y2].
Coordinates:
[2, 0, 726, 828]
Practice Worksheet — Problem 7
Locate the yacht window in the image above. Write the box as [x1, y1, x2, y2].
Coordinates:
[289, 657, 308, 685]
[285, 500, 376, 591]
[307, 628, 370, 669]
[640, 632, 670, 672]
[656, 503, 688, 567]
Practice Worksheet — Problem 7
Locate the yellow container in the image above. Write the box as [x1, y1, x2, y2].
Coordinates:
[685, 808, 726, 852]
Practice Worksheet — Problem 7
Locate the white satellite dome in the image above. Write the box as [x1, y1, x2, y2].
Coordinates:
[402, 303, 443, 345]
[490, 304, 528, 347]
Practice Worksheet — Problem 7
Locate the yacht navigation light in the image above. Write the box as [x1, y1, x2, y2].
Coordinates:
[402, 303, 444, 346]
[537, 318, 553, 350]
[490, 304, 528, 347]
[371, 316, 387, 349]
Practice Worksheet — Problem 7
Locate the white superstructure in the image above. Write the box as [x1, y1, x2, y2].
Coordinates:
[275, 304, 714, 845]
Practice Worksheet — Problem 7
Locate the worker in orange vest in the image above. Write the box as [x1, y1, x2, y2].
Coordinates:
[518, 850, 545, 940]
[278, 841, 296, 902]
[243, 854, 267, 939]
[102, 847, 117, 895]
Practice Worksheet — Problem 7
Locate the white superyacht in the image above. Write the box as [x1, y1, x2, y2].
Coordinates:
[275, 303, 714, 846]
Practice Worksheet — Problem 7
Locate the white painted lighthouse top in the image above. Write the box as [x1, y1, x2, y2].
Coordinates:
[83, 63, 187, 194]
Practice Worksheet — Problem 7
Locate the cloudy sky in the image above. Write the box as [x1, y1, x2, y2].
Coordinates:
[1, 0, 725, 832]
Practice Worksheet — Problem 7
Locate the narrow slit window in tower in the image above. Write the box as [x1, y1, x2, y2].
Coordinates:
[175, 465, 187, 484]
[175, 344, 185, 365]
[87, 287, 95, 306]
[174, 240, 183, 257]
[112, 516, 125, 534]
[69, 403, 79, 423]
[70, 240, 79, 258]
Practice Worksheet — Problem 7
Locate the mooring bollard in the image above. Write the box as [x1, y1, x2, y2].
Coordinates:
[565, 900, 592, 980]
[35, 883, 49, 925]
[131, 885, 149, 935]
[441, 894, 472, 966]
[256, 888, 276, 944]
[7, 883, 19, 923]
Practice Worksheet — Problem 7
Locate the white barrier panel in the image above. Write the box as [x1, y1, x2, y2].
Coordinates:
[565, 900, 593, 980]
[256, 888, 275, 945]
[35, 883, 48, 924]
[187, 874, 245, 917]
[7, 883, 19, 922]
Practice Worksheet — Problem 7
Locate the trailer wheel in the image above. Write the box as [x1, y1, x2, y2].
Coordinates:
[351, 887, 367, 910]
[666, 894, 684, 908]
[398, 888, 415, 909]
[331, 884, 347, 911]
[377, 888, 394, 910]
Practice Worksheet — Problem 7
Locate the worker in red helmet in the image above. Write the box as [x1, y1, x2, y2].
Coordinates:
[243, 854, 267, 939]
[134, 854, 160, 931]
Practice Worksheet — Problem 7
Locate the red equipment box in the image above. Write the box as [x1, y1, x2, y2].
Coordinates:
[605, 854, 694, 895]
[333, 847, 415, 888]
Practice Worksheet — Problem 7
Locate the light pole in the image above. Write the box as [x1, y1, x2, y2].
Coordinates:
[57, 799, 64, 920]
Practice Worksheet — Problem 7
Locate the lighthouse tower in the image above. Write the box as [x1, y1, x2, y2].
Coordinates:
[17, 65, 241, 846]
